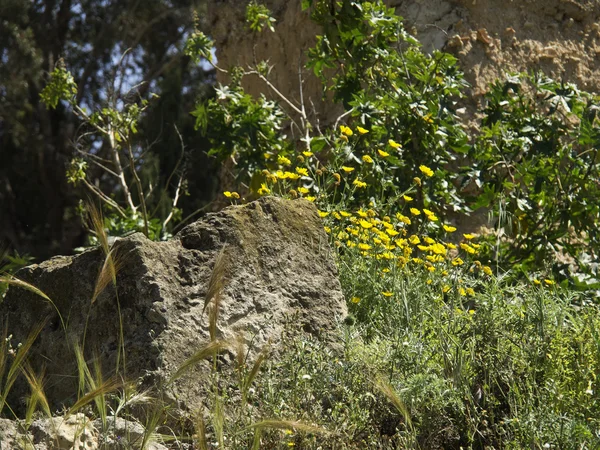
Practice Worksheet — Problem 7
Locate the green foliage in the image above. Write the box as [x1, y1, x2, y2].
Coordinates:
[2, 0, 214, 259]
[191, 85, 292, 183]
[41, 61, 183, 242]
[190, 0, 600, 287]
[184, 30, 214, 63]
[469, 73, 600, 283]
[245, 2, 276, 33]
[182, 0, 600, 447]
[39, 65, 77, 109]
[0, 251, 33, 300]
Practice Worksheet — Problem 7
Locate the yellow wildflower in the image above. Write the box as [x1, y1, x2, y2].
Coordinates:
[359, 219, 373, 229]
[381, 291, 394, 297]
[414, 177, 422, 186]
[340, 211, 352, 217]
[298, 187, 309, 194]
[446, 242, 457, 250]
[452, 258, 464, 266]
[302, 151, 313, 157]
[356, 126, 369, 134]
[341, 166, 355, 173]
[460, 243, 476, 254]
[442, 285, 451, 293]
[459, 287, 466, 296]
[377, 149, 389, 157]
[419, 165, 434, 177]
[358, 243, 371, 251]
[410, 208, 421, 216]
[362, 154, 374, 164]
[318, 211, 329, 218]
[424, 237, 435, 244]
[533, 279, 541, 285]
[278, 155, 292, 166]
[409, 235, 421, 245]
[340, 125, 353, 136]
[305, 196, 316, 202]
[466, 287, 475, 296]
[295, 167, 308, 176]
[463, 233, 475, 240]
[388, 139, 402, 149]
[403, 195, 413, 202]
[284, 171, 300, 180]
[544, 279, 555, 286]
[357, 209, 368, 218]
[396, 213, 411, 225]
[443, 225, 457, 233]
[395, 238, 407, 247]
[483, 266, 493, 276]
[351, 296, 361, 304]
[257, 184, 270, 195]
[353, 179, 367, 188]
[432, 243, 446, 255]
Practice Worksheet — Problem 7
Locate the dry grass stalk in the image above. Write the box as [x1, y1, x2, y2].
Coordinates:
[194, 412, 209, 450]
[22, 363, 51, 424]
[375, 378, 413, 432]
[168, 339, 231, 384]
[203, 245, 229, 315]
[91, 246, 127, 304]
[0, 320, 47, 412]
[0, 276, 65, 331]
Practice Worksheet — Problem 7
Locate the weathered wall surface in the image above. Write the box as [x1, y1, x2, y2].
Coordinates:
[207, 0, 600, 123]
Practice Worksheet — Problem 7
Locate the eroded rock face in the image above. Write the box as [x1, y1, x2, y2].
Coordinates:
[0, 414, 169, 450]
[207, 0, 600, 120]
[1, 197, 346, 417]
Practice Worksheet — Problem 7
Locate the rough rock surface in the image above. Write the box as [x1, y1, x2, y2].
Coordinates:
[1, 197, 346, 418]
[0, 414, 169, 450]
[207, 0, 600, 123]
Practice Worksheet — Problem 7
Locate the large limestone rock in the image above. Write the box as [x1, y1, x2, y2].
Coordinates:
[1, 197, 346, 417]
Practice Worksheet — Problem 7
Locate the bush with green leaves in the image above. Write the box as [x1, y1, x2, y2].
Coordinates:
[190, 0, 600, 288]
[468, 73, 600, 287]
[181, 0, 600, 447]
[40, 61, 184, 243]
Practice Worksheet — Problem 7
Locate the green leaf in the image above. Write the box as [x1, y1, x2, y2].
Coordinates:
[40, 66, 77, 109]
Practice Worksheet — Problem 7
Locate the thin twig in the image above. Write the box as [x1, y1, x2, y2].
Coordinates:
[333, 107, 356, 131]
[162, 175, 183, 234]
[246, 70, 304, 117]
[82, 179, 127, 217]
[76, 150, 121, 178]
[127, 143, 148, 236]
